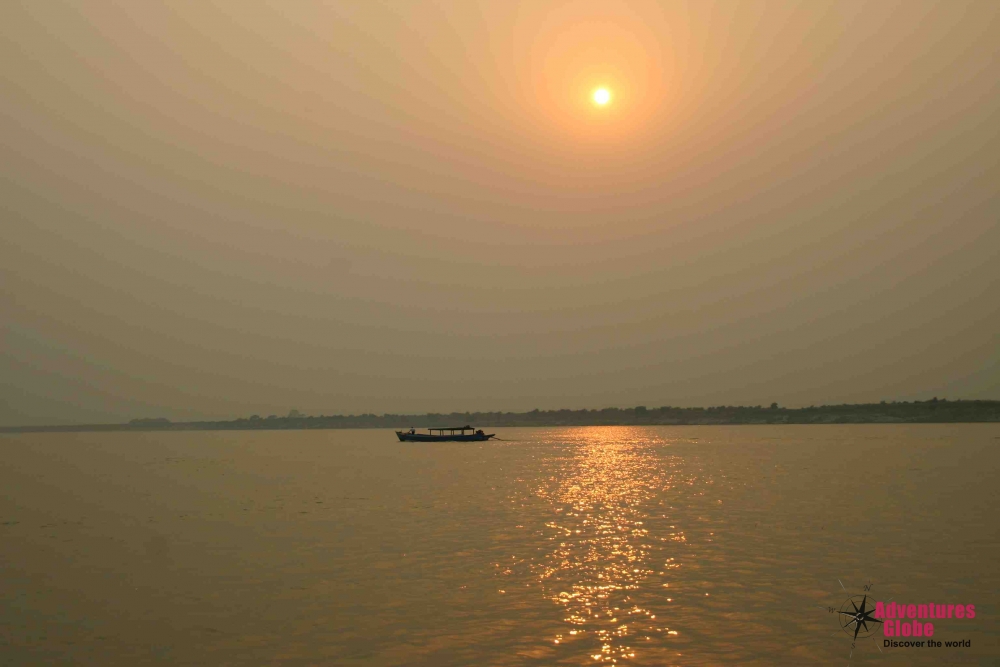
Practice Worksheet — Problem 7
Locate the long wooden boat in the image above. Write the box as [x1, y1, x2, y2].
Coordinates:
[395, 425, 495, 442]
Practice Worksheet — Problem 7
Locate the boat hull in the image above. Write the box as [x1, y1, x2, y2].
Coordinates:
[395, 432, 495, 442]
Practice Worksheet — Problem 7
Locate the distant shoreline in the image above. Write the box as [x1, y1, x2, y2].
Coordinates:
[2, 399, 998, 434]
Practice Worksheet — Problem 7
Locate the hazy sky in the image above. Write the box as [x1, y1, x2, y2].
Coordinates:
[2, 1, 998, 425]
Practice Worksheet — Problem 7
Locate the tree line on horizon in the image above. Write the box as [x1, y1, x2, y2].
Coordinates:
[136, 398, 998, 430]
[5, 399, 997, 433]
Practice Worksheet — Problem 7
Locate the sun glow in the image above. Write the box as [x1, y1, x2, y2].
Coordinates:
[514, 4, 667, 141]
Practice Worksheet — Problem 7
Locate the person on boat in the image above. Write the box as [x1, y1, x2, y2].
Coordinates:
[409, 428, 416, 434]
[476, 429, 484, 436]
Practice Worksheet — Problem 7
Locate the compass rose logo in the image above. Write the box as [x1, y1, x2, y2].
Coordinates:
[820, 579, 884, 662]
[838, 593, 882, 640]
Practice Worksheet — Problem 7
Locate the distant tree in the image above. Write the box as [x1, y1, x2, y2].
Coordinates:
[635, 406, 647, 414]
[770, 402, 779, 410]
[288, 409, 302, 418]
[250, 415, 261, 421]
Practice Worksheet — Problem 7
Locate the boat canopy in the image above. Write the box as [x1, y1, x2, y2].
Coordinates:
[428, 425, 474, 432]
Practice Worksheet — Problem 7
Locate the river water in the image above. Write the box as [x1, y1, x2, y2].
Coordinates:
[1, 425, 997, 665]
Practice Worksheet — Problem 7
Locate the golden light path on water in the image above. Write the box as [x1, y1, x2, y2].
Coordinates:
[527, 427, 694, 664]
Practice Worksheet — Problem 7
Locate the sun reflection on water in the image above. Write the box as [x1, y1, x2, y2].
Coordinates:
[529, 427, 687, 663]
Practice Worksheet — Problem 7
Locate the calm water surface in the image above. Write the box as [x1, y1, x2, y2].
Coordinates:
[1, 425, 998, 665]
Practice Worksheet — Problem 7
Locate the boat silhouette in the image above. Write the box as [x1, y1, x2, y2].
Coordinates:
[395, 425, 495, 442]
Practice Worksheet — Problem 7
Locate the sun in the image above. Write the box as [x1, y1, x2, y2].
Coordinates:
[592, 87, 611, 106]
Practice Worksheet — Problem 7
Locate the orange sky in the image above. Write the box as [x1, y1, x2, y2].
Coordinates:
[1, 1, 998, 424]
